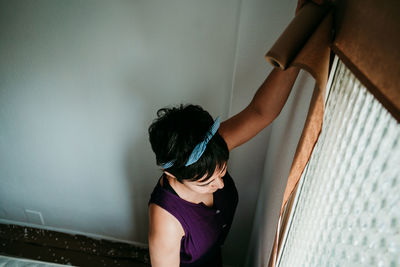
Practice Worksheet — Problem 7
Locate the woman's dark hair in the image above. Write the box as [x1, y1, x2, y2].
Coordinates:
[148, 104, 229, 183]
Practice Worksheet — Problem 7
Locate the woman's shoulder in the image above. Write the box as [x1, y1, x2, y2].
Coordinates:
[222, 171, 236, 188]
[149, 175, 177, 206]
[149, 203, 185, 238]
[148, 203, 184, 265]
[149, 176, 185, 237]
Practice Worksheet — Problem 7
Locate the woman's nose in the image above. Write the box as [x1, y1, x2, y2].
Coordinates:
[212, 177, 224, 189]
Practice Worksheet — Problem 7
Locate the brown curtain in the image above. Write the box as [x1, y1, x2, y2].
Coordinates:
[332, 0, 400, 122]
[265, 0, 400, 266]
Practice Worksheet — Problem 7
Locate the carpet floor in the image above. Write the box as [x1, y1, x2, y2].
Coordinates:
[0, 224, 150, 266]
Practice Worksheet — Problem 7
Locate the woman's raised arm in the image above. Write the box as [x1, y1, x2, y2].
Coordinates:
[219, 67, 299, 151]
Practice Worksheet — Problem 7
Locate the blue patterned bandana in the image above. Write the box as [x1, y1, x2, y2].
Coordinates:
[160, 116, 221, 169]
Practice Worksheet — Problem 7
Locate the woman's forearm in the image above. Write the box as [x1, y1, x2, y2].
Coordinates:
[219, 66, 300, 150]
[250, 67, 300, 121]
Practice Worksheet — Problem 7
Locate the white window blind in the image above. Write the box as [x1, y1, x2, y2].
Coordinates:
[277, 58, 400, 267]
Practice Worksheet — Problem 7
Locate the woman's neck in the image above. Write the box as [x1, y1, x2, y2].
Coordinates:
[166, 174, 210, 204]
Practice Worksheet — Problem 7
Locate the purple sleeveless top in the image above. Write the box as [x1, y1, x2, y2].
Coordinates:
[149, 172, 238, 267]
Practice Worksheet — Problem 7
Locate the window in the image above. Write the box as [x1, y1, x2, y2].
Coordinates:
[277, 57, 400, 267]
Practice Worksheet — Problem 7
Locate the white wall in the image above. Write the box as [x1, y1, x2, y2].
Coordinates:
[0, 0, 240, 242]
[0, 0, 311, 266]
[224, 0, 312, 266]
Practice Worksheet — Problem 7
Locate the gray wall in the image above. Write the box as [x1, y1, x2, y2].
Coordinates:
[224, 0, 302, 265]
[0, 1, 307, 266]
[244, 71, 314, 266]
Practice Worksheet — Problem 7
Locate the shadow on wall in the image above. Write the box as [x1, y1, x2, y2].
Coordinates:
[245, 71, 315, 267]
[122, 71, 162, 244]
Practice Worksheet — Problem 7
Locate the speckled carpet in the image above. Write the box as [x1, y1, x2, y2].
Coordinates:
[0, 224, 150, 266]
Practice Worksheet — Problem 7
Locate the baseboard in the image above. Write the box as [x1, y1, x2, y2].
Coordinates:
[0, 218, 148, 248]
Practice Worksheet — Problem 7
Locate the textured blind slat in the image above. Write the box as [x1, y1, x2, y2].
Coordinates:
[277, 59, 400, 267]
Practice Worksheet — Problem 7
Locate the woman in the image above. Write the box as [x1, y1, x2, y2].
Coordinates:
[148, 67, 299, 266]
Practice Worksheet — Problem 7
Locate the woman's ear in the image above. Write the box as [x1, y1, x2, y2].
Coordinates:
[163, 171, 176, 179]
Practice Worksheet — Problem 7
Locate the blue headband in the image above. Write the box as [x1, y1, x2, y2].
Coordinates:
[160, 116, 221, 169]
